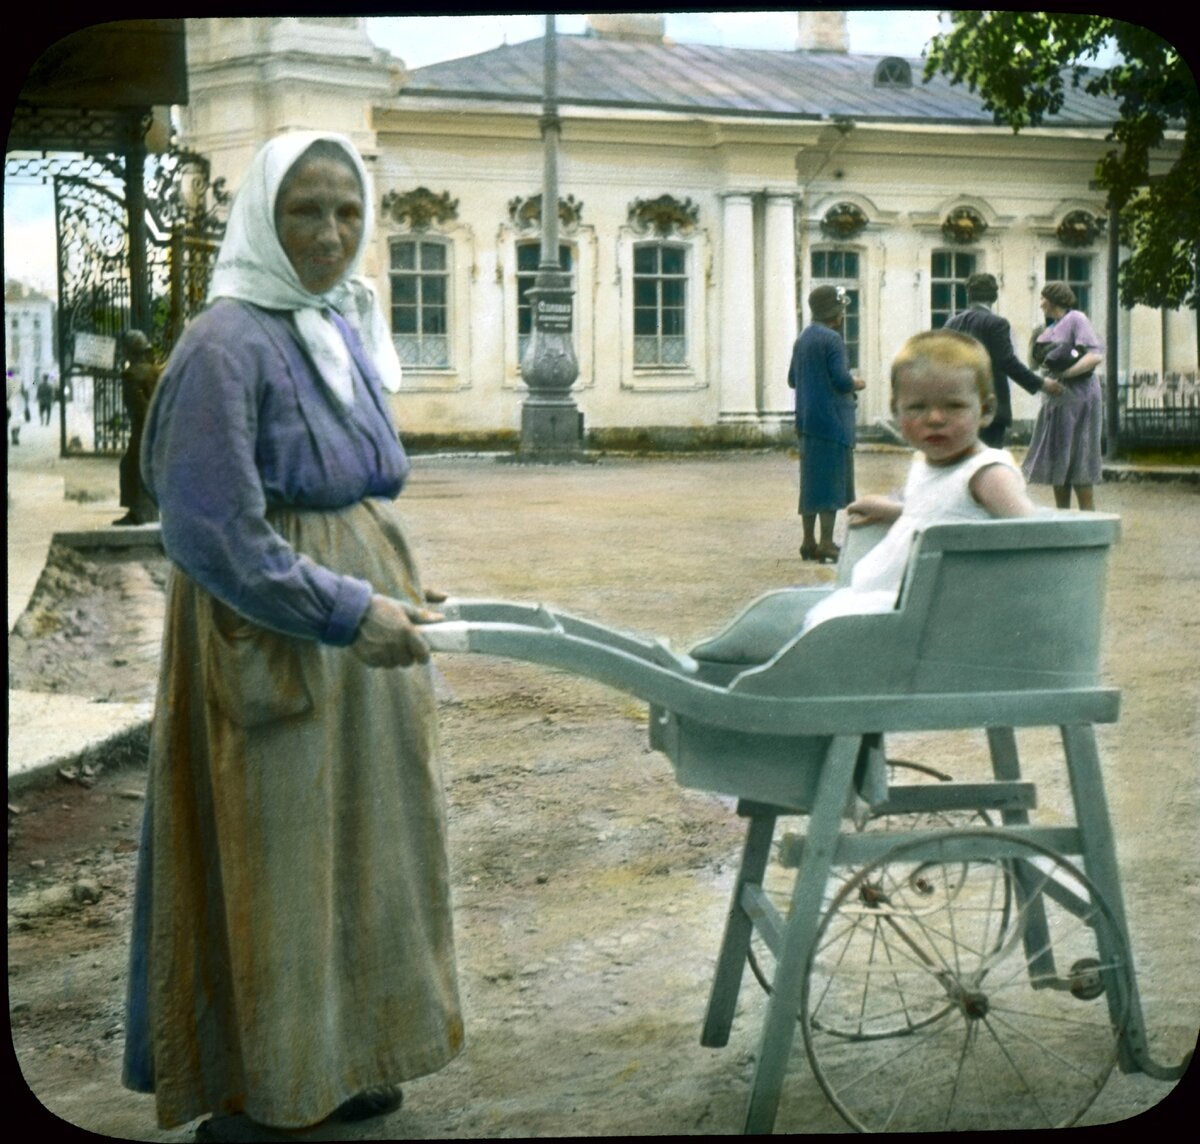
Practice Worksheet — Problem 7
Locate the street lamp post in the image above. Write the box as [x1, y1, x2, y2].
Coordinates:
[519, 13, 583, 455]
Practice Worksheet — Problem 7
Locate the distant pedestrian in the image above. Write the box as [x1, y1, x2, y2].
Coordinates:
[943, 273, 1062, 447]
[788, 285, 866, 562]
[37, 374, 55, 426]
[114, 332, 161, 526]
[7, 370, 24, 445]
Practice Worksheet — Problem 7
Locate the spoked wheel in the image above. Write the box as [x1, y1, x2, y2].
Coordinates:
[802, 831, 1132, 1132]
[747, 760, 1013, 1042]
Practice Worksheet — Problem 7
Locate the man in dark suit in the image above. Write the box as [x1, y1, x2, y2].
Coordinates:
[944, 273, 1061, 446]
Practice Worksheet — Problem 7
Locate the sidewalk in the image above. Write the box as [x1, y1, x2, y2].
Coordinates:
[7, 430, 159, 792]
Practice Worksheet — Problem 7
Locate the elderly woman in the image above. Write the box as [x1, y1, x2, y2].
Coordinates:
[787, 285, 866, 562]
[122, 132, 463, 1142]
[1023, 282, 1105, 510]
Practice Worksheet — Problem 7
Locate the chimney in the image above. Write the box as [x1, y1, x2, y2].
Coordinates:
[585, 14, 665, 42]
[796, 11, 849, 53]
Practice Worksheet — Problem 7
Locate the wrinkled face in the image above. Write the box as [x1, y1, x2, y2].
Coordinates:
[894, 365, 991, 466]
[274, 155, 364, 294]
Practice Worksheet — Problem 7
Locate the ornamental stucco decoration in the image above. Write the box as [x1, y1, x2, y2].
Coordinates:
[1057, 210, 1104, 247]
[627, 194, 699, 237]
[941, 206, 988, 245]
[820, 202, 869, 240]
[507, 193, 584, 233]
[381, 186, 459, 231]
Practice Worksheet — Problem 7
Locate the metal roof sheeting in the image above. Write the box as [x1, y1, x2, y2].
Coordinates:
[398, 34, 1119, 127]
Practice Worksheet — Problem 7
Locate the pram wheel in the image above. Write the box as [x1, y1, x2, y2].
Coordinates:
[748, 760, 1012, 1041]
[801, 830, 1132, 1132]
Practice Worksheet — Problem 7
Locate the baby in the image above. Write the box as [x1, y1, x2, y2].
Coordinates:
[803, 329, 1036, 631]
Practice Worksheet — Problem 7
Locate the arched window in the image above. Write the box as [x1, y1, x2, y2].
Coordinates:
[874, 57, 912, 88]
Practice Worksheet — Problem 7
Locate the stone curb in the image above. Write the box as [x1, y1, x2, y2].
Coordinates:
[1101, 465, 1199, 485]
[7, 698, 153, 796]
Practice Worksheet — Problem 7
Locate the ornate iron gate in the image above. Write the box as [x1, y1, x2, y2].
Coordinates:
[53, 160, 131, 453]
[6, 148, 227, 455]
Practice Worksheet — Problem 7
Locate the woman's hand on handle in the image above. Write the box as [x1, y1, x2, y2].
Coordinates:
[350, 594, 444, 668]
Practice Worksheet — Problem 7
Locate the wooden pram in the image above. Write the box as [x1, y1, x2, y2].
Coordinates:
[423, 512, 1189, 1132]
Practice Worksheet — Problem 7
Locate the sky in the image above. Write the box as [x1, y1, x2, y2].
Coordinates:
[0, 11, 986, 300]
[364, 11, 949, 69]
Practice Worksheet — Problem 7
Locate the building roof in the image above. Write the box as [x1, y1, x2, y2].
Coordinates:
[398, 33, 1118, 128]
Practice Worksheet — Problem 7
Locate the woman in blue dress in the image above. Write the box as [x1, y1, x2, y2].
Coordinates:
[787, 285, 866, 561]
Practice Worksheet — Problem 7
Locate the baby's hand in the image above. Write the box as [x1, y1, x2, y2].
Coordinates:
[846, 495, 902, 526]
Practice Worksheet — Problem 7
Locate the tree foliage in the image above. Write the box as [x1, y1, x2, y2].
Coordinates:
[925, 13, 1199, 311]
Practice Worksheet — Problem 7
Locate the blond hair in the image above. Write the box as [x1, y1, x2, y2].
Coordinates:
[891, 329, 995, 406]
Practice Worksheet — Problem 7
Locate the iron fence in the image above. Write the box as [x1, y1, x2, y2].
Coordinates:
[1116, 372, 1200, 447]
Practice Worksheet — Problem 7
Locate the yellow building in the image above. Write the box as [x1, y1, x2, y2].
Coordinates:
[179, 13, 1192, 446]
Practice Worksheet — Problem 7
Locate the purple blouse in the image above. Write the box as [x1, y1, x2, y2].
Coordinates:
[1036, 309, 1104, 354]
[141, 299, 410, 645]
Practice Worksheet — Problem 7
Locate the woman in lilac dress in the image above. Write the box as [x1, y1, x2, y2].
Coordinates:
[1022, 282, 1105, 510]
[123, 133, 463, 1142]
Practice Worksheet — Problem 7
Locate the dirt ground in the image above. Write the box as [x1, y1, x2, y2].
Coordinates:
[8, 450, 1199, 1140]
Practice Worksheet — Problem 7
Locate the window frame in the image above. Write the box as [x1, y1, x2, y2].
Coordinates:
[499, 224, 595, 392]
[388, 235, 453, 371]
[874, 57, 912, 87]
[616, 226, 708, 393]
[808, 246, 863, 371]
[1044, 252, 1093, 315]
[631, 240, 690, 370]
[930, 248, 979, 329]
[515, 239, 576, 364]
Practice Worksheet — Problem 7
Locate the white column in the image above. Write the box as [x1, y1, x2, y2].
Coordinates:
[718, 193, 759, 423]
[762, 193, 799, 425]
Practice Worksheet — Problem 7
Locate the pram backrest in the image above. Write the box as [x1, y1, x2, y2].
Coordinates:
[729, 512, 1120, 701]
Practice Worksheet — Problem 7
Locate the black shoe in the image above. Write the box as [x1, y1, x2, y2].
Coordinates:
[112, 512, 139, 526]
[194, 1116, 304, 1142]
[333, 1085, 404, 1122]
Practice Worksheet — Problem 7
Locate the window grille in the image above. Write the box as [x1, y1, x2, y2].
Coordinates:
[633, 242, 688, 366]
[389, 238, 450, 368]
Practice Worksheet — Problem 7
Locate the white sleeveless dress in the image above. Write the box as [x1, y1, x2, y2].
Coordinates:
[803, 447, 1022, 631]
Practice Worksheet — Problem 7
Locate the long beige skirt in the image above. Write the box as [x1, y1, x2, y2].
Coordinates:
[133, 498, 463, 1129]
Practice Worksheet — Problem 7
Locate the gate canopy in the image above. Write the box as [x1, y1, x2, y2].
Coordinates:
[9, 19, 187, 153]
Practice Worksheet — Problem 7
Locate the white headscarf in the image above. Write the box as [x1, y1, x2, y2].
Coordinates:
[206, 131, 403, 404]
